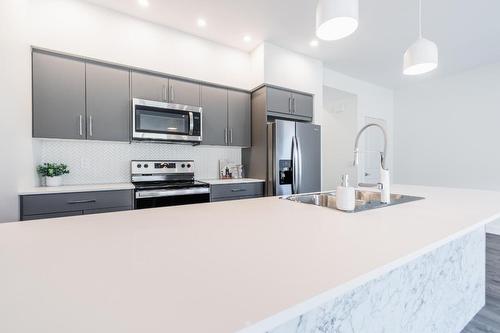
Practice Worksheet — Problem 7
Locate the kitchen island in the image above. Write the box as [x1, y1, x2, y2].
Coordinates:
[1, 185, 499, 333]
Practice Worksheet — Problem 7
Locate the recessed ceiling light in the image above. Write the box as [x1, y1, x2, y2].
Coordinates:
[243, 35, 252, 43]
[310, 40, 319, 47]
[197, 18, 207, 28]
[138, 0, 149, 8]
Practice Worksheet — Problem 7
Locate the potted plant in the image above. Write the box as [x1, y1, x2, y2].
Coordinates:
[37, 163, 70, 187]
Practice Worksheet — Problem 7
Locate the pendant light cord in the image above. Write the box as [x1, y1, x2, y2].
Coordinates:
[419, 0, 422, 38]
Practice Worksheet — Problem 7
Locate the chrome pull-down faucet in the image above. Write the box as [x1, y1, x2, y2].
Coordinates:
[353, 123, 391, 204]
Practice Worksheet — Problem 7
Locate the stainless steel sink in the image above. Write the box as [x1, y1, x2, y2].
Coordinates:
[281, 190, 424, 213]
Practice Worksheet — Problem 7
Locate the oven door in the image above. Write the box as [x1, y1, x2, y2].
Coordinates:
[134, 187, 210, 209]
[132, 98, 202, 142]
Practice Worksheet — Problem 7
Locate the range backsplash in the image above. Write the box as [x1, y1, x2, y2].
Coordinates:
[34, 139, 242, 185]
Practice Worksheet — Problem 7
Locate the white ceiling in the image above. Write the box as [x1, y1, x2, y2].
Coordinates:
[85, 0, 500, 88]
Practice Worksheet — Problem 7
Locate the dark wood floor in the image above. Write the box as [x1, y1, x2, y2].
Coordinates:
[461, 233, 500, 333]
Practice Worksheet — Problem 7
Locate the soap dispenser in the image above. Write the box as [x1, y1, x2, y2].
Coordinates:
[336, 174, 355, 212]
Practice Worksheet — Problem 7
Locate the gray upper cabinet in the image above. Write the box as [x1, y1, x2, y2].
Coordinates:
[169, 79, 200, 106]
[228, 90, 251, 147]
[265, 86, 313, 120]
[201, 85, 228, 146]
[267, 87, 292, 115]
[32, 51, 86, 140]
[85, 62, 130, 142]
[292, 92, 313, 119]
[131, 71, 169, 102]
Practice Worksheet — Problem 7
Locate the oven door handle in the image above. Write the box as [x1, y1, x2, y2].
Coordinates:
[189, 112, 194, 136]
[135, 187, 209, 199]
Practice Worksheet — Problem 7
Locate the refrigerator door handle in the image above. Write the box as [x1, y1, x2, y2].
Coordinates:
[292, 136, 299, 194]
[296, 136, 302, 193]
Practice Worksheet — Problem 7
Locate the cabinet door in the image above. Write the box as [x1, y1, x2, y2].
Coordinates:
[201, 85, 228, 146]
[228, 90, 251, 147]
[32, 51, 86, 140]
[292, 93, 313, 119]
[266, 87, 292, 115]
[131, 71, 169, 102]
[169, 79, 200, 106]
[86, 62, 130, 142]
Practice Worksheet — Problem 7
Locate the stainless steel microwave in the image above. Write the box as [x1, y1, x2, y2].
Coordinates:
[132, 98, 202, 143]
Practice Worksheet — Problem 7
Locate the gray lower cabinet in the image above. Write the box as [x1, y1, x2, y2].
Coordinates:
[210, 182, 264, 202]
[228, 90, 251, 147]
[131, 71, 169, 102]
[32, 50, 86, 140]
[201, 85, 228, 145]
[169, 79, 200, 106]
[86, 62, 130, 142]
[20, 190, 133, 221]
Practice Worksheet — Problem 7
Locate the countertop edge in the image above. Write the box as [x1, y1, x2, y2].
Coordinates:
[199, 178, 265, 185]
[236, 213, 498, 333]
[18, 183, 135, 195]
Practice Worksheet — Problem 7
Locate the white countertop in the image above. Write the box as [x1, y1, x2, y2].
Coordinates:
[200, 178, 265, 185]
[2, 185, 500, 333]
[18, 183, 135, 195]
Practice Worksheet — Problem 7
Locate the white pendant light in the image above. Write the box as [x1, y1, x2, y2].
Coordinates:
[316, 0, 359, 41]
[403, 0, 438, 75]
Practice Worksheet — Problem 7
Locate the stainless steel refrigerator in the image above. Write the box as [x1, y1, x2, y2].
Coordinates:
[267, 120, 321, 196]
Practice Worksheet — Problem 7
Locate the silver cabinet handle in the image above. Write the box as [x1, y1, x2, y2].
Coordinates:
[229, 128, 233, 144]
[79, 115, 83, 136]
[67, 199, 96, 204]
[224, 128, 228, 144]
[231, 188, 247, 192]
[170, 85, 175, 102]
[293, 97, 296, 114]
[288, 97, 292, 113]
[89, 115, 93, 137]
[163, 85, 167, 101]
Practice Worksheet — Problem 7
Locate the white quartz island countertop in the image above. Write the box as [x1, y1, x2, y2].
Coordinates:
[1, 185, 500, 333]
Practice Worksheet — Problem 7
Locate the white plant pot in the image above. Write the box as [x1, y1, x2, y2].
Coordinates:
[45, 176, 63, 187]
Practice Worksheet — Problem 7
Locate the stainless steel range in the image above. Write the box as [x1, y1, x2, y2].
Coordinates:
[131, 160, 210, 209]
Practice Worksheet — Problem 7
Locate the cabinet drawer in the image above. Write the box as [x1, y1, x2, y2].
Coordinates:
[210, 182, 264, 201]
[21, 190, 133, 216]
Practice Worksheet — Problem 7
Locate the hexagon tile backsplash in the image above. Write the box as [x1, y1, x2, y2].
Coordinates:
[35, 139, 242, 185]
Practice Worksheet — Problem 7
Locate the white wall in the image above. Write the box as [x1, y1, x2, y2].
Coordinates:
[393, 62, 500, 234]
[322, 88, 358, 190]
[28, 0, 254, 90]
[0, 0, 31, 222]
[323, 68, 395, 187]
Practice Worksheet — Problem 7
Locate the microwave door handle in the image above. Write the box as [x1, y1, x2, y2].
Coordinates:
[189, 112, 194, 135]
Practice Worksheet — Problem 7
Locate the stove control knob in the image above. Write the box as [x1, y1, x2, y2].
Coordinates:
[181, 164, 186, 168]
[187, 164, 191, 168]
[144, 164, 149, 168]
[137, 164, 142, 168]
